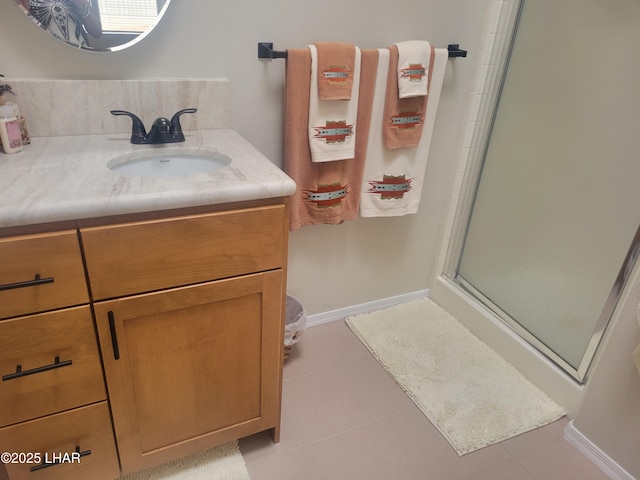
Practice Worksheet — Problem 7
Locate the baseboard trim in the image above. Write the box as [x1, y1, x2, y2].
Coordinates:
[564, 420, 636, 480]
[306, 290, 430, 328]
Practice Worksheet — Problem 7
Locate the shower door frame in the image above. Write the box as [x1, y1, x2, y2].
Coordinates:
[440, 0, 640, 383]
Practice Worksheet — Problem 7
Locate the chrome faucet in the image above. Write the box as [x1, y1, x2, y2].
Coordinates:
[110, 108, 197, 144]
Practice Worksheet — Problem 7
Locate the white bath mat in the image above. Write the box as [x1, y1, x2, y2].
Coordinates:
[121, 441, 250, 480]
[346, 298, 565, 455]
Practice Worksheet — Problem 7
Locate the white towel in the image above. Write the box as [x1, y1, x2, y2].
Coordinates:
[308, 44, 361, 162]
[360, 47, 447, 217]
[395, 40, 431, 98]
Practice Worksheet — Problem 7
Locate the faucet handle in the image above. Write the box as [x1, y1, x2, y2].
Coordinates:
[169, 108, 197, 142]
[111, 110, 147, 144]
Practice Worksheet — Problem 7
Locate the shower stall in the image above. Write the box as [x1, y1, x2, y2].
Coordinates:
[435, 0, 640, 392]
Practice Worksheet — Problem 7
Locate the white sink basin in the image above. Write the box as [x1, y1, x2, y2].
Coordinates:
[108, 147, 231, 178]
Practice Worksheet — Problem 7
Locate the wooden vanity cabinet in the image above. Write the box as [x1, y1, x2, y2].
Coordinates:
[81, 204, 288, 476]
[0, 202, 288, 478]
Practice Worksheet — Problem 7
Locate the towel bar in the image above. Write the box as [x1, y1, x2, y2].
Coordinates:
[258, 42, 467, 59]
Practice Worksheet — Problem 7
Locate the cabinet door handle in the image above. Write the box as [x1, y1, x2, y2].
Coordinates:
[2, 356, 72, 381]
[0, 273, 54, 291]
[108, 311, 120, 360]
[29, 446, 91, 472]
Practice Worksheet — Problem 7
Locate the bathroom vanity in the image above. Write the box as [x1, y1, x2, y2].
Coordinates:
[0, 128, 296, 479]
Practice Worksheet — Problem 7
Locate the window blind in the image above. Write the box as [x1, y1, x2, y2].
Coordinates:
[97, 0, 158, 33]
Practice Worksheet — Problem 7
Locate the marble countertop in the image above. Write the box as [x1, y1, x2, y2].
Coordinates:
[0, 129, 296, 228]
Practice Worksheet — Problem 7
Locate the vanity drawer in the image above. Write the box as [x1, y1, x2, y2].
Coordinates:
[0, 402, 119, 480]
[0, 306, 106, 427]
[81, 204, 287, 300]
[0, 230, 89, 320]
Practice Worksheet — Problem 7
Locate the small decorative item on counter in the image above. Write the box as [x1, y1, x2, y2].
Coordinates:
[0, 82, 31, 145]
[0, 104, 24, 154]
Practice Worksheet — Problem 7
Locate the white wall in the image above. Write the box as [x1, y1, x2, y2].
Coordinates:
[573, 262, 640, 478]
[0, 0, 490, 315]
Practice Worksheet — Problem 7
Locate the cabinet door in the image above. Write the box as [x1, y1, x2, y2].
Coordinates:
[93, 270, 284, 475]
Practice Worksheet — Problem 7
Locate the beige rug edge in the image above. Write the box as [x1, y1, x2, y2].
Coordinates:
[120, 441, 250, 480]
[346, 298, 566, 456]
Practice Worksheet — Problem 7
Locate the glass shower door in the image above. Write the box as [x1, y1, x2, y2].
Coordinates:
[455, 0, 640, 382]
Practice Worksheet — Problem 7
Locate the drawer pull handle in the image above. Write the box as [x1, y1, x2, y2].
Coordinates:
[0, 273, 54, 292]
[108, 311, 120, 360]
[29, 446, 91, 472]
[2, 356, 72, 381]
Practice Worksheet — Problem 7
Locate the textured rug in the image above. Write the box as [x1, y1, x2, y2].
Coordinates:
[121, 441, 250, 480]
[346, 298, 565, 455]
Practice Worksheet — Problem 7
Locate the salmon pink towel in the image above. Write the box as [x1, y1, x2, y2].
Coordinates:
[383, 44, 436, 150]
[284, 48, 378, 230]
[314, 42, 356, 100]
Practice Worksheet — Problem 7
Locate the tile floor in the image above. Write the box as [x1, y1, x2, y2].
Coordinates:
[239, 320, 610, 480]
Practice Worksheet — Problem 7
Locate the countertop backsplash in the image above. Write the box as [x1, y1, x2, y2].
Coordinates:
[5, 78, 232, 138]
